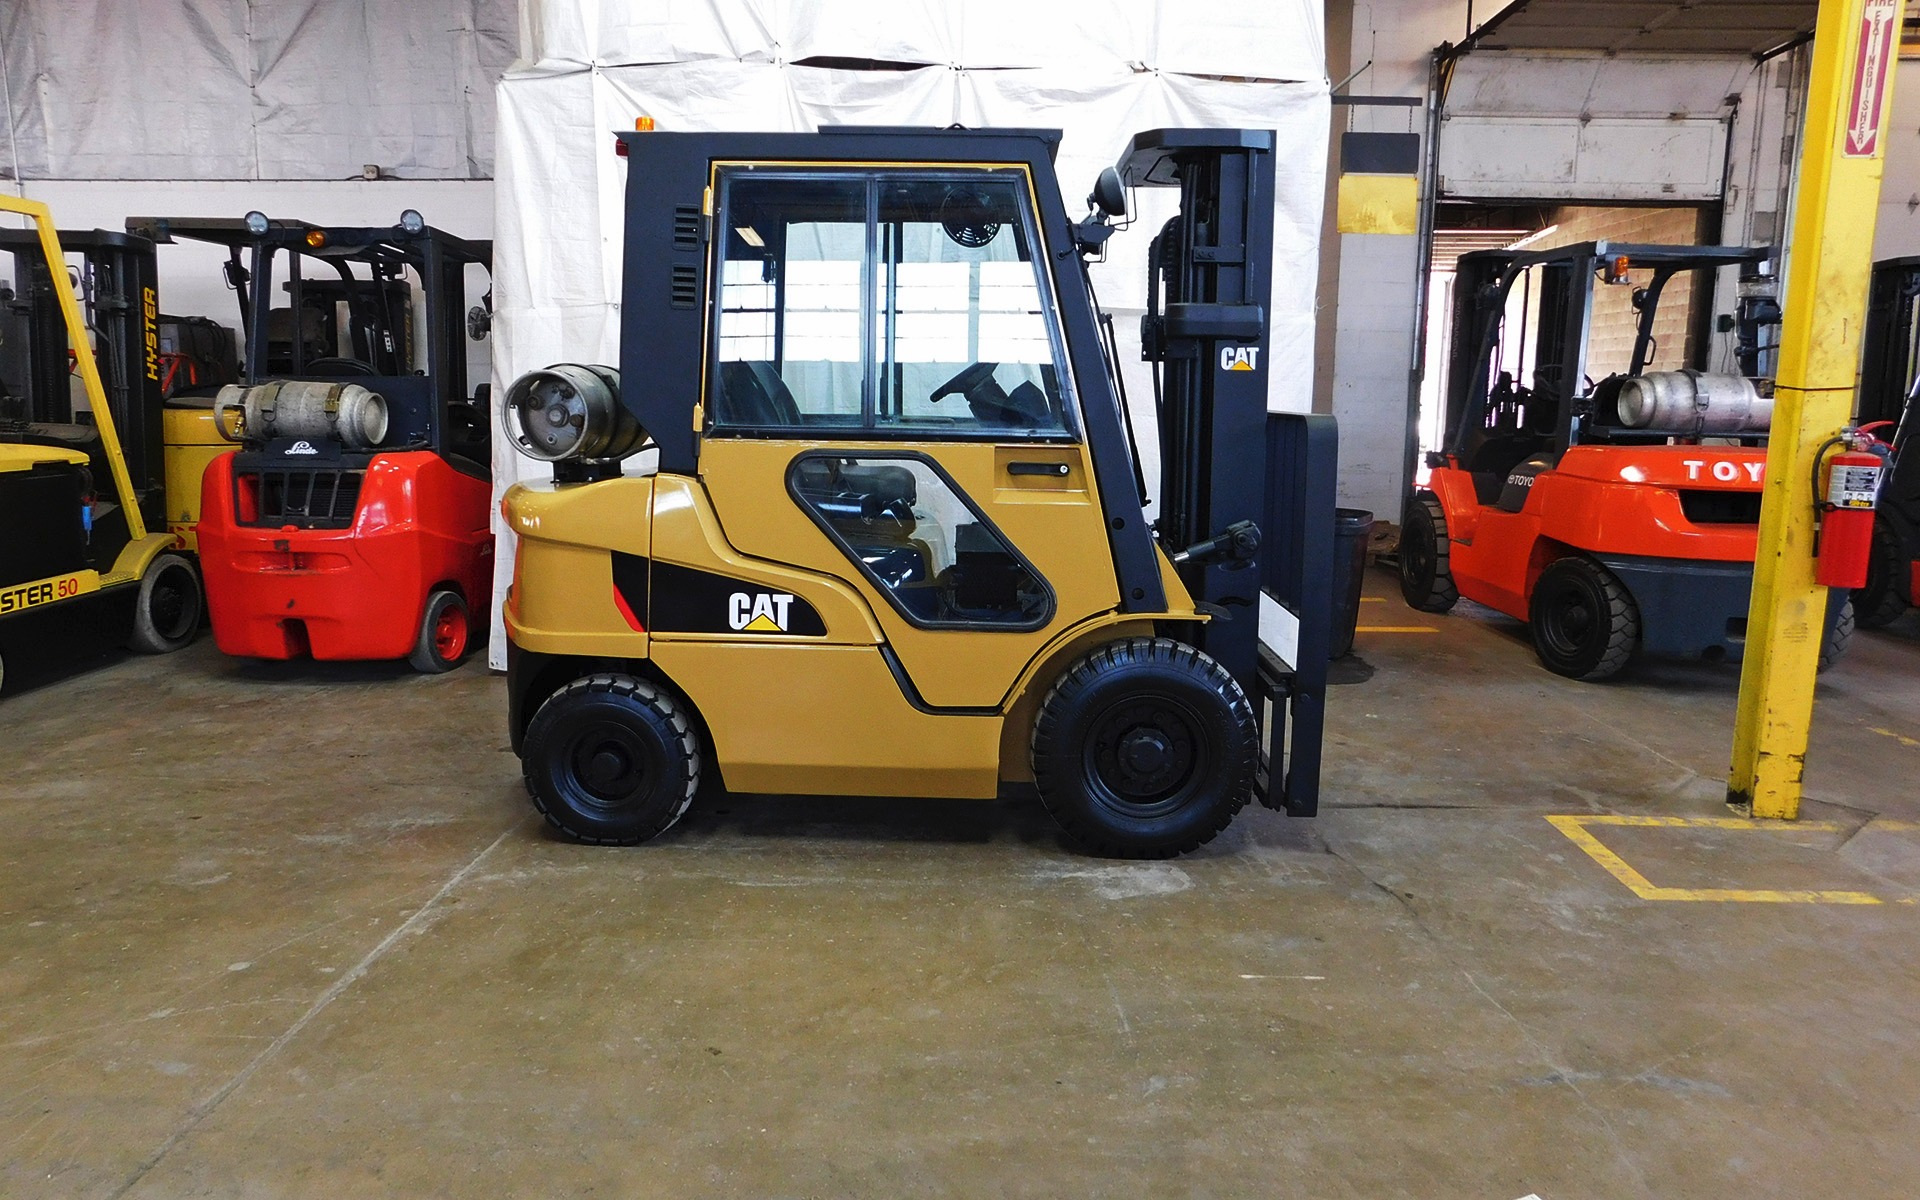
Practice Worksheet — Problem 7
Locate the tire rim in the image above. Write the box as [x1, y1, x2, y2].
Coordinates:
[433, 604, 467, 662]
[566, 720, 652, 810]
[1539, 580, 1599, 659]
[149, 564, 197, 641]
[1083, 696, 1209, 819]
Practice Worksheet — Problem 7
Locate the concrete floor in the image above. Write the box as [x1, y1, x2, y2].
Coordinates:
[3, 567, 1918, 1199]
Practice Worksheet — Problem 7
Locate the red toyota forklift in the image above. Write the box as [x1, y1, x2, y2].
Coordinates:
[130, 212, 495, 672]
[1403, 241, 1852, 679]
[495, 126, 1339, 857]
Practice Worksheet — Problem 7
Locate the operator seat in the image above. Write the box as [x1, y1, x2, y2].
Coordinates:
[1001, 380, 1051, 427]
[717, 360, 803, 427]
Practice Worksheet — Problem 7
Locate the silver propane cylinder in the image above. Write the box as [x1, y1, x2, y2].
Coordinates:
[1615, 370, 1771, 436]
[214, 380, 389, 450]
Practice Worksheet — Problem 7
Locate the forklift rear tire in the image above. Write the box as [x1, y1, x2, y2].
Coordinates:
[408, 590, 471, 673]
[523, 673, 701, 845]
[1819, 597, 1855, 673]
[1528, 552, 1635, 679]
[127, 554, 202, 654]
[1854, 523, 1909, 629]
[1031, 638, 1256, 859]
[1400, 492, 1458, 613]
[1528, 556, 1639, 681]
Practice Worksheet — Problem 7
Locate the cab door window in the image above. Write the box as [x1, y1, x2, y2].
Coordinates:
[789, 453, 1052, 629]
[711, 168, 1073, 438]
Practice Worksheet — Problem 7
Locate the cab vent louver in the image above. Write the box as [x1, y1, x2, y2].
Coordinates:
[673, 206, 701, 249]
[670, 265, 699, 309]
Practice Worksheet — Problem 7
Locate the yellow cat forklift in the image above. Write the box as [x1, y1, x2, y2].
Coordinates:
[0, 198, 200, 692]
[499, 126, 1338, 857]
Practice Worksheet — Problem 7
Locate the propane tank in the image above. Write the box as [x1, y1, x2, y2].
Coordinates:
[1815, 443, 1883, 589]
[1616, 370, 1772, 436]
[214, 380, 389, 450]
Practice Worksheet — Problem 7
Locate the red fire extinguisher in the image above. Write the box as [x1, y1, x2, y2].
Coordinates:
[1814, 434, 1883, 589]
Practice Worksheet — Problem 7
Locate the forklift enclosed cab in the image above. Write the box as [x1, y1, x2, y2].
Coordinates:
[1853, 254, 1920, 625]
[0, 204, 202, 691]
[132, 215, 495, 671]
[1407, 240, 1848, 678]
[500, 126, 1335, 857]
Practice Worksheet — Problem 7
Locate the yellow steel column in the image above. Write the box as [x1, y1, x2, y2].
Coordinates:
[1729, 0, 1905, 818]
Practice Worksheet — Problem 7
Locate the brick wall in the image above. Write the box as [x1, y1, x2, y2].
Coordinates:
[1530, 206, 1707, 379]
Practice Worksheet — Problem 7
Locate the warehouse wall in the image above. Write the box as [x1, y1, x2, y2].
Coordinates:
[1320, 0, 1811, 524]
[1317, 1, 1465, 522]
[1525, 206, 1710, 377]
[1873, 58, 1920, 258]
[0, 1, 510, 338]
[0, 1, 514, 181]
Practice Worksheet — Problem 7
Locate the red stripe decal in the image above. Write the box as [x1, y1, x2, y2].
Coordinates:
[612, 587, 646, 632]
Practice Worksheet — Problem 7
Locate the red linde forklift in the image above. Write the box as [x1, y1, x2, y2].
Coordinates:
[495, 126, 1337, 857]
[0, 203, 202, 690]
[1403, 241, 1853, 679]
[130, 213, 495, 672]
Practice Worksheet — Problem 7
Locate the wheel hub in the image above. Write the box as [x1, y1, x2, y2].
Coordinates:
[1089, 701, 1199, 805]
[1119, 729, 1171, 776]
[586, 746, 629, 789]
[572, 727, 648, 804]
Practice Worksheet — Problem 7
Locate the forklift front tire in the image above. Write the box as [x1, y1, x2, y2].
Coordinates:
[1031, 638, 1256, 859]
[1400, 492, 1459, 613]
[1528, 556, 1639, 681]
[1854, 522, 1909, 629]
[127, 554, 202, 654]
[522, 673, 701, 846]
[409, 589, 472, 674]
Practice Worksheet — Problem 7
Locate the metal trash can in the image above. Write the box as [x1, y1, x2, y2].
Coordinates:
[1329, 507, 1375, 658]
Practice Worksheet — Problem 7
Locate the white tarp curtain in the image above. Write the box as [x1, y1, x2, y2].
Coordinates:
[0, 1, 515, 181]
[489, 1, 1330, 668]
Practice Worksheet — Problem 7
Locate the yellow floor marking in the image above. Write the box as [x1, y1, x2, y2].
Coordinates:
[1871, 726, 1920, 749]
[1546, 814, 1888, 905]
[1355, 625, 1439, 634]
[1360, 596, 1387, 602]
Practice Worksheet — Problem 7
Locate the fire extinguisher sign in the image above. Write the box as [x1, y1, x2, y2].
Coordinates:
[1844, 0, 1901, 158]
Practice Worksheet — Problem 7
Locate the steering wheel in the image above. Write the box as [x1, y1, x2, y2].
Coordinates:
[304, 356, 380, 377]
[929, 361, 998, 402]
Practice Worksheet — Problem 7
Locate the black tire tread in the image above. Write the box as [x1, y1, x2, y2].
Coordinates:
[127, 553, 201, 654]
[1854, 522, 1909, 629]
[408, 588, 468, 674]
[1401, 492, 1459, 613]
[1031, 637, 1255, 859]
[1819, 597, 1855, 673]
[524, 673, 700, 846]
[1531, 556, 1638, 681]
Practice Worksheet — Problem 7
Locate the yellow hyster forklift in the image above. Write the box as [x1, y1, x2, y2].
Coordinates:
[0, 198, 203, 692]
[499, 126, 1338, 857]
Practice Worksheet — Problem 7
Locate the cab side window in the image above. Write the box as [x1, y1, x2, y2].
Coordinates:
[711, 169, 1073, 439]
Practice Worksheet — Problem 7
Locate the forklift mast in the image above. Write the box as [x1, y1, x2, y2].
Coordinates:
[1858, 255, 1920, 428]
[1125, 130, 1276, 692]
[0, 230, 166, 516]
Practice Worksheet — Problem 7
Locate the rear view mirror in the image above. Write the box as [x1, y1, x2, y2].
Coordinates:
[1089, 167, 1126, 221]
